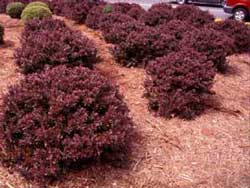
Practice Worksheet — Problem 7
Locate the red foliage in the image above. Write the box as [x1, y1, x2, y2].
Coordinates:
[98, 13, 135, 32]
[127, 3, 146, 20]
[0, 65, 133, 182]
[15, 19, 98, 74]
[173, 5, 214, 27]
[207, 19, 250, 53]
[22, 18, 67, 39]
[157, 19, 196, 40]
[0, 24, 4, 44]
[85, 3, 107, 29]
[85, 3, 144, 29]
[141, 3, 173, 26]
[181, 28, 235, 72]
[50, 0, 103, 23]
[145, 48, 216, 119]
[103, 20, 146, 44]
[114, 27, 178, 67]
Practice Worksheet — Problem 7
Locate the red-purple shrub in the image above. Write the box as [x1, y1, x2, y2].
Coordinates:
[0, 0, 8, 13]
[109, 3, 145, 20]
[50, 0, 103, 20]
[141, 3, 173, 26]
[157, 19, 196, 40]
[181, 28, 235, 72]
[112, 2, 133, 13]
[145, 48, 216, 119]
[22, 18, 67, 39]
[85, 3, 144, 29]
[85, 3, 107, 29]
[127, 3, 146, 20]
[0, 65, 133, 182]
[98, 13, 135, 33]
[15, 20, 98, 74]
[103, 20, 146, 44]
[173, 5, 214, 27]
[207, 19, 250, 53]
[114, 27, 179, 67]
[0, 24, 4, 44]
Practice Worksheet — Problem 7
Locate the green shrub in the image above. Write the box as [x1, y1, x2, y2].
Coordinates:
[21, 5, 52, 21]
[102, 4, 113, 13]
[26, 1, 49, 9]
[0, 24, 4, 44]
[6, 2, 26, 19]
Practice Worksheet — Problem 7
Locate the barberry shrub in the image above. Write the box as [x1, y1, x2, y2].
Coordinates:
[98, 13, 135, 33]
[0, 24, 4, 44]
[127, 3, 145, 20]
[114, 27, 178, 67]
[23, 18, 67, 35]
[0, 0, 8, 13]
[85, 3, 107, 29]
[207, 19, 250, 53]
[50, 0, 102, 23]
[173, 5, 214, 28]
[6, 2, 26, 19]
[157, 19, 196, 40]
[85, 3, 144, 29]
[141, 3, 173, 26]
[145, 48, 216, 119]
[181, 28, 235, 72]
[15, 19, 98, 74]
[103, 20, 146, 44]
[0, 65, 133, 182]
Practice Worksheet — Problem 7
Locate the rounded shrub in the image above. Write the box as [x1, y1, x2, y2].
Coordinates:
[26, 1, 49, 9]
[114, 27, 179, 67]
[181, 28, 235, 73]
[6, 2, 26, 19]
[103, 20, 146, 44]
[173, 5, 214, 28]
[0, 65, 133, 182]
[102, 3, 113, 13]
[207, 19, 250, 53]
[0, 24, 4, 44]
[50, 0, 101, 23]
[145, 48, 216, 119]
[21, 5, 52, 21]
[15, 19, 98, 74]
[62, 0, 95, 23]
[85, 2, 143, 29]
[0, 0, 8, 13]
[127, 3, 145, 20]
[98, 13, 135, 33]
[85, 3, 107, 29]
[23, 17, 67, 34]
[141, 3, 173, 26]
[157, 19, 196, 40]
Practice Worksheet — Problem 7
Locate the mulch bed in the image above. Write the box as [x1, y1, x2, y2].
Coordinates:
[0, 14, 249, 188]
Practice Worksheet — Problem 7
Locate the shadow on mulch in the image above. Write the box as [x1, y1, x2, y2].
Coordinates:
[0, 40, 15, 48]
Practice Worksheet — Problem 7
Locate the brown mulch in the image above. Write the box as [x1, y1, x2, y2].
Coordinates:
[0, 14, 249, 188]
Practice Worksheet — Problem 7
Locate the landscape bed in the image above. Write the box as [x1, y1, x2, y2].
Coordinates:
[0, 1, 249, 188]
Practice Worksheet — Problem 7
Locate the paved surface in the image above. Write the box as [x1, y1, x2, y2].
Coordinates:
[106, 0, 231, 19]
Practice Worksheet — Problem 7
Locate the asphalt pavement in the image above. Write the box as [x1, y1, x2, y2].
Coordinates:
[106, 0, 231, 19]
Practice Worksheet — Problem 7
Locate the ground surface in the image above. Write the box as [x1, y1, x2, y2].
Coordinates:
[106, 0, 231, 19]
[0, 14, 249, 188]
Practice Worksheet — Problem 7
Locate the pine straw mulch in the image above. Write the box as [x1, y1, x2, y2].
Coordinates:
[0, 14, 249, 188]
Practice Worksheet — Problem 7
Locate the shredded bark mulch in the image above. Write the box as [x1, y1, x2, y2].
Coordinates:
[0, 14, 249, 188]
